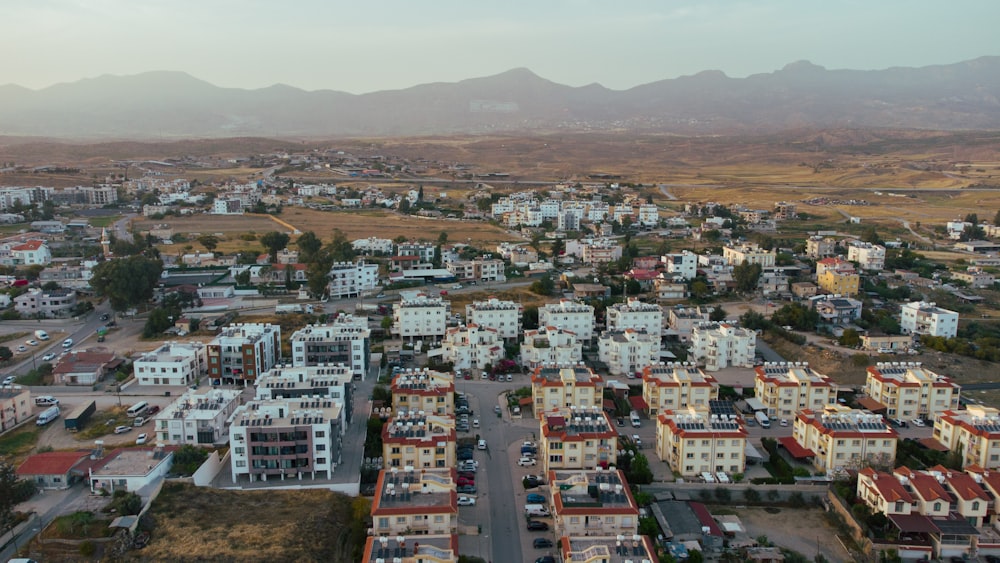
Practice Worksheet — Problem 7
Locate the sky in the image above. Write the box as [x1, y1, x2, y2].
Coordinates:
[3, 0, 999, 94]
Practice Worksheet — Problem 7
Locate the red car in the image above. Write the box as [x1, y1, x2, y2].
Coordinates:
[440, 290, 448, 296]
[457, 476, 475, 487]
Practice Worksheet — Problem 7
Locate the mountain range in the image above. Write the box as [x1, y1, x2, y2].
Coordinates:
[2, 57, 999, 139]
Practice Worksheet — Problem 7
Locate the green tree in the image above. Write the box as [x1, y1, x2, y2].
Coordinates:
[295, 231, 323, 262]
[437, 231, 448, 245]
[529, 275, 555, 296]
[172, 445, 209, 476]
[690, 279, 711, 300]
[839, 328, 861, 347]
[709, 306, 726, 322]
[0, 460, 37, 539]
[196, 234, 219, 252]
[733, 262, 763, 294]
[260, 231, 290, 262]
[91, 255, 164, 312]
[994, 209, 1000, 227]
[381, 316, 393, 332]
[0, 346, 11, 362]
[235, 269, 251, 286]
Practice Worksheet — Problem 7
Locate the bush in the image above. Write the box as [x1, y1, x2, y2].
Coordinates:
[80, 540, 96, 556]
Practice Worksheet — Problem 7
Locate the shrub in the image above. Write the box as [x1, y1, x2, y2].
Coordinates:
[80, 541, 96, 556]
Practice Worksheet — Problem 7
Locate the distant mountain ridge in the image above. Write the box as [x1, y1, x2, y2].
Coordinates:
[1, 57, 999, 139]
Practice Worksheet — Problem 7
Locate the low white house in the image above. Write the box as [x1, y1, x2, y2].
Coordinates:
[89, 446, 175, 494]
[133, 342, 207, 386]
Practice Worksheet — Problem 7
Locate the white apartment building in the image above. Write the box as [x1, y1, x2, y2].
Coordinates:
[206, 323, 282, 385]
[14, 288, 76, 318]
[229, 397, 344, 482]
[900, 301, 959, 338]
[521, 326, 583, 369]
[397, 242, 436, 263]
[557, 210, 581, 231]
[133, 342, 207, 386]
[393, 294, 448, 341]
[351, 237, 395, 255]
[549, 469, 639, 537]
[586, 201, 609, 222]
[606, 298, 663, 340]
[655, 407, 748, 477]
[255, 364, 353, 410]
[327, 261, 379, 299]
[153, 388, 243, 446]
[754, 362, 836, 420]
[790, 406, 898, 477]
[662, 251, 698, 280]
[641, 363, 719, 416]
[439, 324, 504, 371]
[289, 316, 370, 379]
[540, 199, 562, 219]
[689, 322, 756, 371]
[637, 204, 659, 226]
[446, 259, 506, 283]
[539, 299, 595, 341]
[722, 242, 776, 267]
[581, 240, 623, 265]
[597, 329, 659, 377]
[864, 362, 961, 420]
[8, 240, 51, 266]
[465, 297, 521, 339]
[847, 241, 886, 271]
[612, 205, 634, 223]
[666, 306, 712, 343]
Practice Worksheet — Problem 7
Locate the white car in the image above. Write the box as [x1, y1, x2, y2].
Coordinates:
[632, 435, 642, 447]
[135, 433, 148, 445]
[912, 419, 926, 427]
[506, 374, 513, 382]
[518, 457, 537, 466]
[477, 439, 487, 450]
[25, 339, 38, 346]
[41, 353, 56, 362]
[2, 376, 14, 386]
[16, 345, 27, 353]
[114, 425, 132, 434]
[457, 496, 476, 506]
[472, 418, 480, 428]
[779, 419, 789, 427]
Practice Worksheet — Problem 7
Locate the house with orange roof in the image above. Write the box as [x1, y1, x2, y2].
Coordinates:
[641, 362, 718, 416]
[893, 467, 952, 518]
[934, 405, 1000, 469]
[530, 365, 603, 419]
[929, 465, 990, 527]
[370, 468, 457, 536]
[857, 467, 915, 517]
[540, 407, 617, 473]
[9, 239, 51, 265]
[548, 468, 639, 537]
[16, 451, 89, 489]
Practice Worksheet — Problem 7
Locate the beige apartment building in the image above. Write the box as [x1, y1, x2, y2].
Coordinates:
[530, 364, 604, 419]
[382, 412, 456, 469]
[788, 405, 898, 477]
[540, 407, 618, 473]
[370, 468, 457, 536]
[933, 405, 1000, 469]
[754, 362, 836, 420]
[655, 407, 748, 477]
[391, 368, 455, 416]
[641, 363, 719, 416]
[864, 362, 961, 420]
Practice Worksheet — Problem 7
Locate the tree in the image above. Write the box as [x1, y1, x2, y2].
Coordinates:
[529, 275, 555, 296]
[196, 234, 219, 252]
[839, 328, 861, 347]
[0, 460, 36, 539]
[91, 255, 164, 312]
[733, 262, 763, 294]
[690, 279, 711, 300]
[235, 269, 251, 286]
[260, 231, 290, 262]
[994, 209, 1000, 227]
[0, 346, 12, 362]
[295, 231, 323, 262]
[172, 445, 209, 476]
[709, 306, 726, 322]
[437, 231, 448, 245]
[417, 185, 424, 202]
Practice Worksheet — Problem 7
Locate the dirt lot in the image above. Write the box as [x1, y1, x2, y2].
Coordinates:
[132, 213, 287, 235]
[280, 207, 520, 244]
[735, 506, 851, 562]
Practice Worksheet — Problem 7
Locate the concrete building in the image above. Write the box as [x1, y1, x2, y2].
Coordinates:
[393, 294, 448, 341]
[254, 364, 354, 429]
[465, 297, 521, 339]
[847, 241, 887, 271]
[754, 362, 836, 421]
[371, 468, 458, 536]
[864, 362, 961, 420]
[805, 236, 837, 259]
[88, 445, 175, 494]
[540, 407, 618, 473]
[559, 535, 658, 563]
[548, 469, 640, 536]
[816, 257, 860, 296]
[665, 306, 712, 343]
[606, 298, 663, 340]
[14, 288, 76, 318]
[362, 534, 459, 563]
[207, 323, 282, 385]
[655, 407, 748, 477]
[16, 451, 88, 490]
[723, 242, 776, 267]
[439, 323, 503, 371]
[391, 369, 455, 416]
[774, 201, 798, 221]
[539, 299, 595, 341]
[446, 258, 506, 283]
[351, 237, 394, 255]
[811, 295, 863, 326]
[788, 405, 898, 477]
[531, 365, 604, 419]
[662, 251, 698, 280]
[51, 350, 118, 386]
[689, 322, 756, 371]
[641, 363, 719, 416]
[900, 301, 959, 339]
[381, 412, 456, 469]
[521, 326, 583, 370]
[597, 329, 659, 377]
[860, 334, 915, 353]
[153, 388, 244, 446]
[397, 241, 436, 263]
[951, 267, 996, 289]
[0, 385, 31, 432]
[933, 406, 1000, 469]
[229, 397, 344, 482]
[8, 240, 51, 266]
[327, 261, 379, 299]
[637, 203, 659, 226]
[133, 342, 207, 386]
[289, 316, 370, 380]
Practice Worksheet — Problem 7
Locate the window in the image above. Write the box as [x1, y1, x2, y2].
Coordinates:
[973, 501, 981, 510]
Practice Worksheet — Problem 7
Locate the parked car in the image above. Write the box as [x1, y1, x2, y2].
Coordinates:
[779, 418, 789, 427]
[457, 496, 476, 506]
[518, 457, 537, 466]
[506, 374, 513, 382]
[457, 485, 477, 495]
[114, 425, 132, 434]
[135, 433, 148, 445]
[912, 418, 926, 427]
[2, 376, 14, 386]
[632, 435, 642, 447]
[25, 339, 38, 346]
[457, 477, 475, 487]
[477, 439, 487, 450]
[526, 520, 549, 531]
[616, 417, 625, 426]
[494, 405, 502, 414]
[34, 396, 58, 406]
[533, 538, 553, 548]
[147, 405, 161, 416]
[16, 345, 27, 353]
[535, 556, 556, 563]
[526, 493, 546, 504]
[472, 418, 480, 428]
[100, 313, 110, 321]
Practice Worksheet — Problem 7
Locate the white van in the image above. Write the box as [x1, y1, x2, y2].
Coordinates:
[36, 406, 60, 426]
[524, 504, 550, 517]
[34, 330, 49, 341]
[701, 472, 717, 483]
[126, 401, 149, 418]
[630, 410, 642, 428]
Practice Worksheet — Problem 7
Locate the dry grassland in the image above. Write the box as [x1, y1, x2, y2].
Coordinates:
[280, 207, 520, 244]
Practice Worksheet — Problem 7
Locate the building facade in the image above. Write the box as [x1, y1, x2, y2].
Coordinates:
[393, 295, 448, 341]
[521, 326, 583, 370]
[207, 323, 282, 385]
[864, 362, 961, 420]
[464, 298, 521, 339]
[531, 365, 604, 419]
[133, 342, 207, 386]
[548, 469, 639, 537]
[900, 301, 959, 338]
[538, 299, 595, 341]
[606, 298, 663, 340]
[597, 329, 659, 377]
[439, 324, 503, 371]
[289, 316, 370, 379]
[154, 389, 244, 445]
[642, 363, 719, 416]
[391, 369, 455, 416]
[327, 261, 379, 299]
[790, 406, 898, 477]
[689, 322, 756, 371]
[754, 362, 836, 420]
[540, 408, 618, 473]
[655, 407, 748, 477]
[933, 406, 1000, 469]
[381, 412, 456, 469]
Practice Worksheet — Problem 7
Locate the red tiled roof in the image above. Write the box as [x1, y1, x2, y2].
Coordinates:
[889, 513, 939, 534]
[12, 240, 44, 251]
[629, 395, 649, 410]
[918, 437, 950, 452]
[689, 502, 724, 537]
[778, 436, 816, 459]
[16, 451, 88, 476]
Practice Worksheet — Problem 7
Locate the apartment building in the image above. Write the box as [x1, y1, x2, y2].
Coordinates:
[397, 241, 436, 263]
[774, 201, 798, 221]
[952, 267, 996, 289]
[606, 298, 663, 340]
[440, 324, 503, 371]
[665, 306, 712, 343]
[754, 362, 836, 420]
[521, 326, 583, 370]
[655, 407, 748, 477]
[371, 468, 458, 536]
[255, 364, 354, 422]
[14, 288, 76, 318]
[864, 362, 961, 420]
[900, 301, 959, 339]
[153, 389, 243, 446]
[289, 316, 370, 379]
[816, 257, 860, 296]
[689, 322, 756, 371]
[393, 294, 448, 341]
[847, 241, 887, 271]
[722, 242, 776, 267]
[351, 237, 394, 255]
[229, 397, 344, 482]
[446, 258, 506, 283]
[133, 342, 207, 386]
[382, 412, 456, 469]
[559, 536, 658, 563]
[391, 369, 455, 416]
[642, 363, 719, 416]
[0, 385, 31, 432]
[548, 469, 639, 536]
[933, 406, 1000, 469]
[465, 297, 521, 339]
[806, 236, 838, 259]
[538, 299, 595, 341]
[531, 365, 604, 419]
[597, 329, 659, 377]
[362, 535, 459, 563]
[662, 251, 698, 280]
[540, 407, 618, 473]
[327, 261, 379, 299]
[206, 323, 282, 385]
[788, 406, 898, 477]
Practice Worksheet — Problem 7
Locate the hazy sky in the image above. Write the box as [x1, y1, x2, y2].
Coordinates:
[3, 0, 998, 93]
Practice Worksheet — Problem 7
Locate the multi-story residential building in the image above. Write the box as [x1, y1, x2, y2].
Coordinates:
[539, 299, 595, 341]
[816, 257, 860, 296]
[597, 329, 659, 377]
[722, 242, 776, 267]
[362, 534, 459, 563]
[557, 209, 581, 231]
[391, 369, 455, 416]
[559, 536, 658, 563]
[540, 407, 618, 473]
[229, 396, 344, 483]
[153, 388, 243, 446]
[805, 236, 837, 259]
[289, 316, 370, 379]
[212, 198, 243, 214]
[864, 362, 961, 420]
[788, 405, 898, 477]
[440, 324, 503, 371]
[581, 240, 624, 265]
[637, 203, 659, 226]
[327, 261, 379, 299]
[662, 251, 698, 281]
[689, 322, 756, 371]
[206, 323, 282, 385]
[758, 271, 789, 296]
[465, 297, 521, 339]
[351, 237, 394, 255]
[951, 267, 996, 289]
[607, 298, 663, 340]
[521, 326, 583, 369]
[655, 407, 748, 477]
[0, 385, 31, 432]
[393, 294, 448, 341]
[900, 301, 959, 338]
[14, 288, 76, 318]
[665, 306, 711, 343]
[642, 363, 719, 416]
[811, 295, 863, 325]
[133, 342, 207, 386]
[446, 258, 506, 283]
[548, 469, 639, 536]
[754, 362, 836, 420]
[255, 362, 353, 414]
[9, 240, 51, 266]
[847, 241, 887, 271]
[39, 264, 94, 289]
[933, 406, 1000, 469]
[531, 365, 604, 419]
[381, 412, 456, 469]
[774, 201, 798, 221]
[371, 468, 458, 536]
[496, 244, 538, 266]
[397, 241, 436, 263]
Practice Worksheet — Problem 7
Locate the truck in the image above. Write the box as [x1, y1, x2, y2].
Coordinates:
[275, 304, 303, 315]
[356, 303, 378, 312]
[34, 330, 49, 341]
[64, 400, 96, 432]
[755, 411, 771, 429]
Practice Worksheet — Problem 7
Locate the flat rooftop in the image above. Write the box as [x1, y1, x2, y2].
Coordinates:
[563, 535, 657, 563]
[92, 447, 172, 477]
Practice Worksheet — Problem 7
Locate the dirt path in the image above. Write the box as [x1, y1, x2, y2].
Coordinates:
[736, 506, 850, 562]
